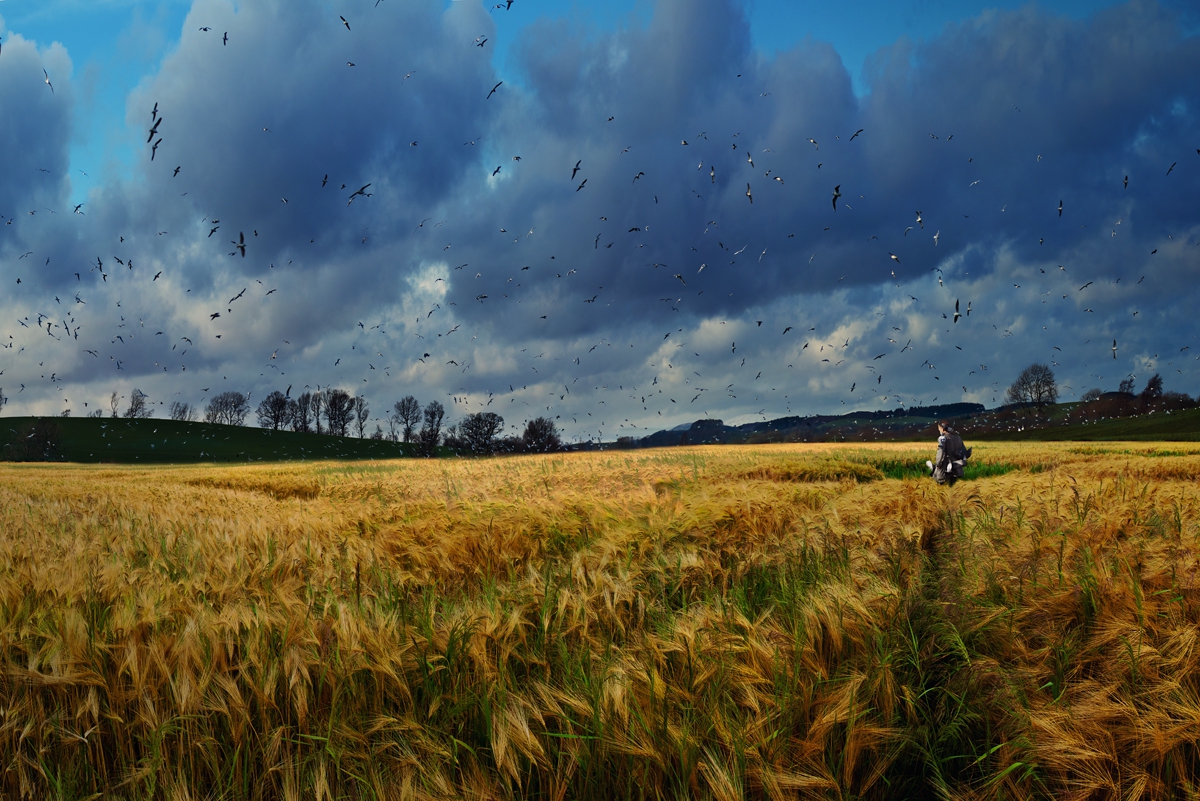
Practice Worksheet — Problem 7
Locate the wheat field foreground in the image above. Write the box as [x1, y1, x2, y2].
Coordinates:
[2, 443, 1200, 800]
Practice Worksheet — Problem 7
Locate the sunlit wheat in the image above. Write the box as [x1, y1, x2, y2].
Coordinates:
[1, 442, 1198, 798]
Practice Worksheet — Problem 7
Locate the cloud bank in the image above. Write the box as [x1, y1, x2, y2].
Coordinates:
[1, 0, 1198, 439]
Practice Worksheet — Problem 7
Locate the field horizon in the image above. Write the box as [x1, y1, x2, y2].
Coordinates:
[6, 401, 1200, 467]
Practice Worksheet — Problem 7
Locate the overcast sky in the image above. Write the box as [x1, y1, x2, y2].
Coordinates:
[1, 0, 1198, 441]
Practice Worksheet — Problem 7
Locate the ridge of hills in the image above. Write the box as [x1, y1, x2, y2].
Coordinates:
[620, 395, 1200, 447]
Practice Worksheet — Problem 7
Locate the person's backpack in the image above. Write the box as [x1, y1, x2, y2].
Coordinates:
[950, 445, 973, 479]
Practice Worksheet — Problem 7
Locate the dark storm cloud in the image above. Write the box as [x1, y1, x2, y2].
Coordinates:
[0, 32, 73, 226]
[435, 0, 1199, 319]
[1, 0, 1198, 435]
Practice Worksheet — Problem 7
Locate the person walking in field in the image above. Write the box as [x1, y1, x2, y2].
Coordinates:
[926, 419, 971, 485]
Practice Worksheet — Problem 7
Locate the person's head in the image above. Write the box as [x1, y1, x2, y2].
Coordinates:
[937, 419, 950, 433]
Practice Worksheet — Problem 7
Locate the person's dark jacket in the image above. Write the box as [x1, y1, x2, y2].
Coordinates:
[933, 428, 971, 484]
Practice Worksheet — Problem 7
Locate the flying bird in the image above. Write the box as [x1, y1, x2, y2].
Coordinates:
[340, 15, 351, 30]
[571, 160, 581, 180]
[849, 129, 863, 141]
[746, 183, 752, 204]
[43, 69, 54, 94]
[832, 185, 842, 210]
[487, 81, 502, 99]
[347, 183, 371, 204]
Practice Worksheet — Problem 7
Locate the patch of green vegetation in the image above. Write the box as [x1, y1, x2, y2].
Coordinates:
[0, 416, 417, 463]
[967, 462, 1018, 479]
[983, 406, 1200, 442]
[848, 456, 1018, 481]
[863, 457, 930, 480]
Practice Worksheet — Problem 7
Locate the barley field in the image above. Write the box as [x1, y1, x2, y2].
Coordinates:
[2, 442, 1199, 800]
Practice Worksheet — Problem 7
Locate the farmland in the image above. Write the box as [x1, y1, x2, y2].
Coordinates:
[2, 442, 1199, 799]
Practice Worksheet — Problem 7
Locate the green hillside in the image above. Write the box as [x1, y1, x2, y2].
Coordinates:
[973, 406, 1200, 441]
[0, 416, 418, 463]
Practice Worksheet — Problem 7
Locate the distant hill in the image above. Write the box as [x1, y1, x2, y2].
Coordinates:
[623, 402, 986, 447]
[616, 397, 1200, 447]
[0, 416, 417, 463]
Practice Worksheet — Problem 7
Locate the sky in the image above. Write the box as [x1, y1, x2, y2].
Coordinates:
[0, 0, 1198, 442]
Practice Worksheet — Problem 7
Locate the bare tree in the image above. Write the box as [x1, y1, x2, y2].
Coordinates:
[310, 391, 324, 434]
[459, 411, 505, 454]
[353, 395, 369, 438]
[418, 400, 444, 456]
[1141, 373, 1164, 400]
[1005, 363, 1058, 408]
[124, 388, 153, 419]
[324, 389, 354, 436]
[205, 391, 250, 426]
[522, 417, 562, 452]
[1080, 388, 1102, 403]
[256, 390, 292, 430]
[393, 396, 421, 443]
[169, 401, 198, 421]
[1118, 377, 1136, 395]
[290, 392, 312, 432]
[0, 387, 7, 412]
[109, 391, 121, 418]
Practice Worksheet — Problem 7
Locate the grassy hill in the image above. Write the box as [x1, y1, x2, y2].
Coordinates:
[629, 401, 1200, 447]
[0, 416, 418, 462]
[972, 405, 1200, 441]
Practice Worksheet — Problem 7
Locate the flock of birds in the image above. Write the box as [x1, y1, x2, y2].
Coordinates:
[1, 4, 1198, 443]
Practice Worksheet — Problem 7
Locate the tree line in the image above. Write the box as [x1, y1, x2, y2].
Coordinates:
[75, 386, 563, 456]
[1007, 363, 1195, 410]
